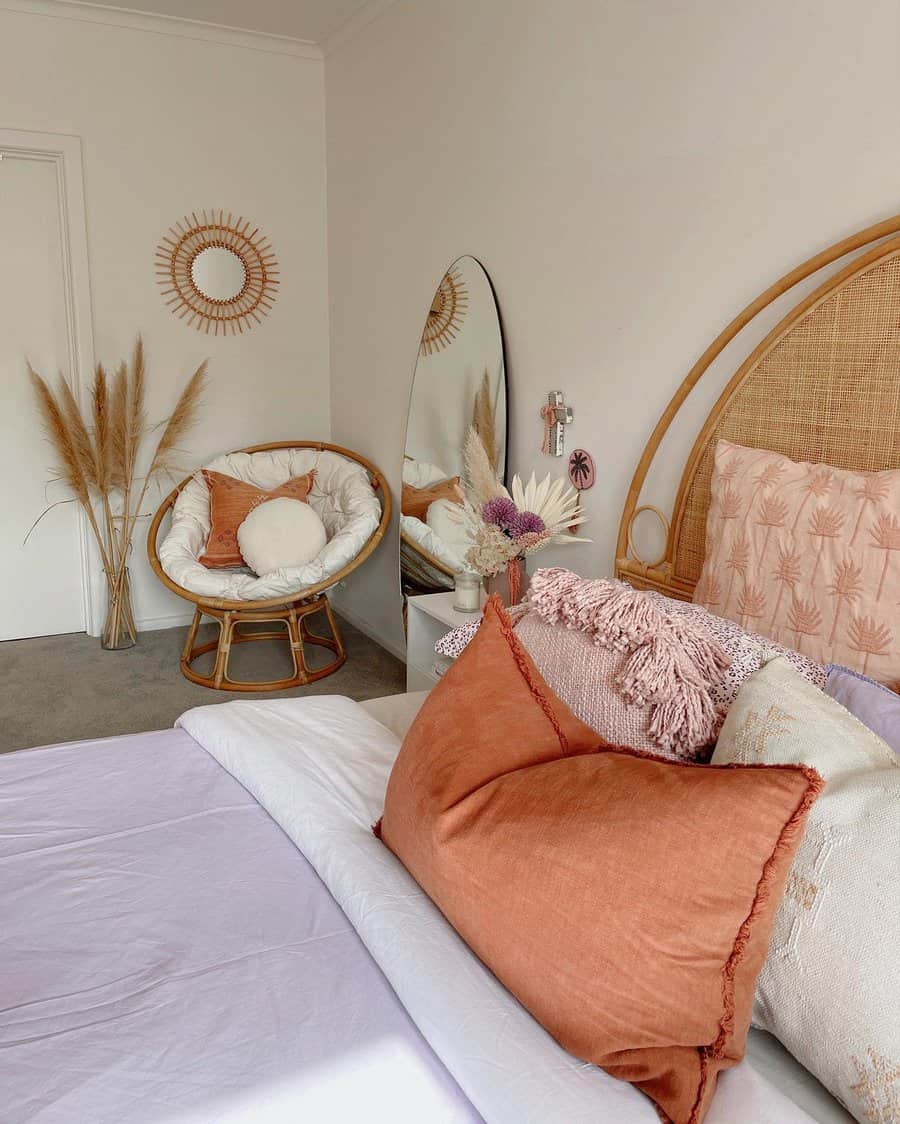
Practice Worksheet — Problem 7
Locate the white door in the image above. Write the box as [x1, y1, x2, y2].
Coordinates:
[0, 149, 87, 639]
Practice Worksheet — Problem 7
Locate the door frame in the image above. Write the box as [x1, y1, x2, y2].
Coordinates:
[0, 128, 99, 635]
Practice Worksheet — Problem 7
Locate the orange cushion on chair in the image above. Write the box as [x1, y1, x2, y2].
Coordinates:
[199, 468, 316, 568]
[379, 597, 822, 1124]
[400, 476, 464, 521]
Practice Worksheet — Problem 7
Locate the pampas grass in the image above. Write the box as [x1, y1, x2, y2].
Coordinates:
[109, 360, 129, 492]
[28, 363, 92, 509]
[472, 369, 498, 472]
[29, 336, 207, 647]
[146, 360, 207, 480]
[463, 425, 505, 508]
[91, 363, 113, 493]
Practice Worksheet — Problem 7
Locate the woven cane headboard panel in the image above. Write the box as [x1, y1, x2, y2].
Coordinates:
[616, 216, 900, 600]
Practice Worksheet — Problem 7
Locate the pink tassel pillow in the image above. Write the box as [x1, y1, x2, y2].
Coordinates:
[436, 569, 825, 760]
[514, 612, 720, 759]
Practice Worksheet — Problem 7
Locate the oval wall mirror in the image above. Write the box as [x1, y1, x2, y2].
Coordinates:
[400, 255, 507, 600]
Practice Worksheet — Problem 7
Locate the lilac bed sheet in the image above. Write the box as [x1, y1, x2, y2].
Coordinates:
[0, 728, 481, 1124]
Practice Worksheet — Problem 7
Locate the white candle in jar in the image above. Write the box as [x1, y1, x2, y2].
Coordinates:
[453, 571, 482, 613]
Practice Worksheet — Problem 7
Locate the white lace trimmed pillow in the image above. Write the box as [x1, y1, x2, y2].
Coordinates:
[711, 656, 900, 1123]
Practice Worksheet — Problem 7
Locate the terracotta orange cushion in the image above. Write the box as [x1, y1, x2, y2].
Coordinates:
[400, 476, 464, 521]
[200, 468, 316, 568]
[379, 597, 822, 1124]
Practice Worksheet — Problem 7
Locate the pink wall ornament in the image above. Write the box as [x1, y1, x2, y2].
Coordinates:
[568, 448, 595, 491]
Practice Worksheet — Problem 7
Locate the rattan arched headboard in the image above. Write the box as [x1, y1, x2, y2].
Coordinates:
[616, 214, 900, 600]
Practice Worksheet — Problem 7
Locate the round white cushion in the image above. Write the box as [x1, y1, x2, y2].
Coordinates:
[237, 497, 328, 577]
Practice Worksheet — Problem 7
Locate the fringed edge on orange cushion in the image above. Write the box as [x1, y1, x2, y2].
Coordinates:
[487, 594, 575, 755]
[687, 764, 825, 1124]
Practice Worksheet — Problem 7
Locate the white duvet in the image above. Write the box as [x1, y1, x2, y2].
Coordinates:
[178, 695, 852, 1124]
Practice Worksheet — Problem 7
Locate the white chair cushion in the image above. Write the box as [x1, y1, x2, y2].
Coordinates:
[400, 513, 467, 574]
[402, 457, 450, 488]
[158, 448, 381, 601]
[425, 497, 472, 566]
[237, 497, 328, 577]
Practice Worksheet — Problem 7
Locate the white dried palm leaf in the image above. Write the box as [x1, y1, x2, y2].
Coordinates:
[509, 470, 588, 541]
[549, 531, 592, 544]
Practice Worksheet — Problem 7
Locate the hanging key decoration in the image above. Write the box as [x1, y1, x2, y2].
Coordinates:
[540, 391, 574, 457]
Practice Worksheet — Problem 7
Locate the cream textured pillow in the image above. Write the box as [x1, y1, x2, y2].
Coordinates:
[712, 656, 900, 1124]
[237, 497, 327, 577]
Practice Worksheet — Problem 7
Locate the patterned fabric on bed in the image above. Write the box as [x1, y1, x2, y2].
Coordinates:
[435, 577, 825, 759]
[694, 439, 900, 685]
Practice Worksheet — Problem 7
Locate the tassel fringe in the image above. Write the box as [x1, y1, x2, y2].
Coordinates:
[526, 568, 731, 755]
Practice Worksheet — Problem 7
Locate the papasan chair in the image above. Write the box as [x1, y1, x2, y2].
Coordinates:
[148, 441, 391, 692]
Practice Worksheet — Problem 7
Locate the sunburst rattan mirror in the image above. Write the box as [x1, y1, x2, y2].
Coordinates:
[419, 266, 468, 356]
[156, 211, 279, 336]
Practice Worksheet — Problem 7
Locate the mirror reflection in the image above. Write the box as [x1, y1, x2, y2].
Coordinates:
[191, 246, 247, 302]
[400, 255, 507, 597]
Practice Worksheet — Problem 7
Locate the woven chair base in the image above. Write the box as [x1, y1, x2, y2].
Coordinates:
[180, 594, 346, 693]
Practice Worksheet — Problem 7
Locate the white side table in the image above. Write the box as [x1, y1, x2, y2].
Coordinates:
[406, 591, 483, 691]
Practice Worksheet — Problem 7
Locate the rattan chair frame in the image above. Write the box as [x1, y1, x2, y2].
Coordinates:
[148, 440, 392, 691]
[616, 213, 900, 599]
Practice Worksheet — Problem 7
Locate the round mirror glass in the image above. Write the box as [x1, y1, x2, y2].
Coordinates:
[400, 256, 507, 600]
[190, 246, 246, 302]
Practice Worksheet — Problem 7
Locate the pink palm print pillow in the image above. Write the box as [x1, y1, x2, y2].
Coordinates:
[694, 439, 900, 685]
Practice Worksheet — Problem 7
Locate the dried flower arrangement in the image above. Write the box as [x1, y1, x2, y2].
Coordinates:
[460, 427, 589, 602]
[29, 336, 207, 649]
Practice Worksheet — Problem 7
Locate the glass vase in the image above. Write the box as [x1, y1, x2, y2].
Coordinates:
[484, 557, 529, 607]
[102, 567, 137, 650]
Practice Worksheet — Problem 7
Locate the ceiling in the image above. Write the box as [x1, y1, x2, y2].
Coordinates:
[61, 0, 374, 43]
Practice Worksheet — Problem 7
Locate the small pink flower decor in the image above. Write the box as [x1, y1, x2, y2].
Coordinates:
[461, 429, 590, 604]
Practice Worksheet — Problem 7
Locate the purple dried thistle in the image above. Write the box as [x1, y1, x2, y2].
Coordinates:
[482, 496, 518, 528]
[508, 510, 546, 538]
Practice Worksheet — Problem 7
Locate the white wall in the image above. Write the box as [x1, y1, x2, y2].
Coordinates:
[326, 0, 900, 656]
[0, 6, 328, 632]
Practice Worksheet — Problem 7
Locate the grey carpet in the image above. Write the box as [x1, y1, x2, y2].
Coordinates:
[0, 614, 405, 754]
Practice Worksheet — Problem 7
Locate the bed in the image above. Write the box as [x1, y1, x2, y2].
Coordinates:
[0, 695, 854, 1124]
[4, 212, 899, 1124]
